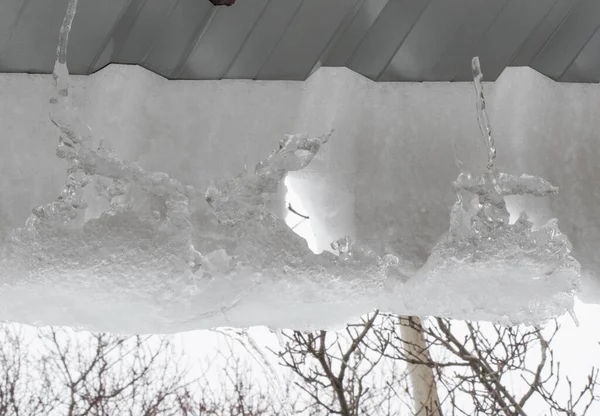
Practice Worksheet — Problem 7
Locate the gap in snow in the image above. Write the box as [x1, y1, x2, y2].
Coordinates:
[284, 176, 318, 254]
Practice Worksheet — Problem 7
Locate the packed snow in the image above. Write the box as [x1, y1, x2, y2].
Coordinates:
[0, 3, 598, 332]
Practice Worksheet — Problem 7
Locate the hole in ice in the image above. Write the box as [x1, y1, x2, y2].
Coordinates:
[504, 195, 550, 230]
[284, 176, 317, 253]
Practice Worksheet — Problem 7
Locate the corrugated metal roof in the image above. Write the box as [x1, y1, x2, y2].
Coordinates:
[1, 0, 599, 82]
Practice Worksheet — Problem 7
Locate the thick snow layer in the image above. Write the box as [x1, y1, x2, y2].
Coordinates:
[0, 65, 597, 333]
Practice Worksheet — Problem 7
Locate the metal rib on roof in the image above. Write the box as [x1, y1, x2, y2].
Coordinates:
[0, 0, 599, 82]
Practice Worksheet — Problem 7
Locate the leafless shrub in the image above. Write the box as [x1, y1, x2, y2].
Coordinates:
[275, 311, 408, 415]
[1, 310, 598, 416]
[365, 315, 599, 416]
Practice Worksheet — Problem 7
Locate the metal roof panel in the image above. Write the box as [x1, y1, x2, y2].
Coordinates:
[454, 0, 556, 81]
[256, 0, 358, 80]
[380, 0, 485, 82]
[1, 0, 600, 82]
[348, 0, 432, 80]
[532, 0, 600, 80]
[178, 0, 269, 79]
[510, 0, 577, 67]
[225, 0, 303, 79]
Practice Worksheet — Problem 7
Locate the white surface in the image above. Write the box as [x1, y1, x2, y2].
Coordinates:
[0, 65, 598, 333]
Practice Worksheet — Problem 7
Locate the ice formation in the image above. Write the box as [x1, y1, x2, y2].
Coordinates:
[405, 59, 579, 325]
[0, 1, 586, 333]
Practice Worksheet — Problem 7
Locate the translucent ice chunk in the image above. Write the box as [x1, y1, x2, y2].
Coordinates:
[409, 191, 581, 324]
[407, 58, 580, 324]
[52, 0, 78, 97]
[472, 57, 496, 170]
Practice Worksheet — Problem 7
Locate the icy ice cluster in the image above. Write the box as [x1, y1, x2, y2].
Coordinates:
[0, 2, 582, 332]
[404, 59, 579, 324]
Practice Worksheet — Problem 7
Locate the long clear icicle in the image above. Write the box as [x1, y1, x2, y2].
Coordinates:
[410, 57, 581, 325]
[53, 0, 78, 97]
[33, 0, 87, 224]
[472, 57, 496, 170]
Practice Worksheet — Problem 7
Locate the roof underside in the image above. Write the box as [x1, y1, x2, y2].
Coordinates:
[1, 0, 600, 82]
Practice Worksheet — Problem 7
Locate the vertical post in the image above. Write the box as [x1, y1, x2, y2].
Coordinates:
[399, 316, 443, 416]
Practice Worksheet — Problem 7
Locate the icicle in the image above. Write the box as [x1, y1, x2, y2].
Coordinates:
[33, 0, 90, 224]
[213, 328, 293, 416]
[568, 308, 580, 327]
[16, 0, 202, 277]
[53, 0, 78, 98]
[472, 57, 496, 171]
[270, 326, 286, 348]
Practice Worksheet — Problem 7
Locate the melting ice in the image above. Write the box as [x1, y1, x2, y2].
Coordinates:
[404, 58, 580, 325]
[0, 4, 581, 331]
